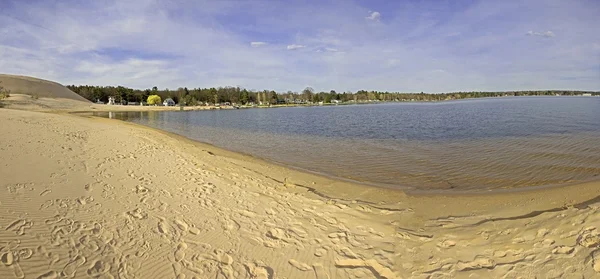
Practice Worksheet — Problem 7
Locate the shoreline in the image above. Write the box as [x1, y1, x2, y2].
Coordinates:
[82, 111, 600, 218]
[80, 109, 600, 198]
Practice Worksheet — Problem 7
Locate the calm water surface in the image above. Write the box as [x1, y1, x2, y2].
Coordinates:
[94, 97, 600, 191]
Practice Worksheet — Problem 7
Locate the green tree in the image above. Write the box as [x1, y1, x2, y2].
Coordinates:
[184, 95, 198, 106]
[270, 90, 278, 104]
[240, 89, 249, 104]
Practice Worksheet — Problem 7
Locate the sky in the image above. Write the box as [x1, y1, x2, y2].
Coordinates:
[0, 0, 598, 93]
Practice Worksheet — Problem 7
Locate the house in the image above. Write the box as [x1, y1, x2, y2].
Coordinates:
[107, 96, 116, 105]
[163, 98, 176, 106]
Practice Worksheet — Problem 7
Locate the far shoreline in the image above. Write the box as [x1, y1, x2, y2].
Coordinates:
[82, 94, 600, 113]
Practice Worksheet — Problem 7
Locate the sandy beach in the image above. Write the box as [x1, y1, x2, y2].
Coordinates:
[1, 104, 599, 279]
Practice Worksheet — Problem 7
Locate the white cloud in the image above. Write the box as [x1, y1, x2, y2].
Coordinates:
[286, 44, 306, 50]
[387, 59, 400, 66]
[526, 30, 555, 38]
[366, 11, 381, 21]
[325, 47, 339, 52]
[250, 41, 267, 47]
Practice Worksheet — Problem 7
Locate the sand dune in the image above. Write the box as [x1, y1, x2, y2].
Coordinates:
[0, 74, 89, 102]
[0, 108, 599, 278]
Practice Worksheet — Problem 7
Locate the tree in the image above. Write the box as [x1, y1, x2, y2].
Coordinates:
[142, 89, 151, 102]
[147, 95, 162, 105]
[116, 86, 133, 103]
[312, 93, 321, 103]
[270, 90, 278, 104]
[302, 87, 314, 102]
[240, 89, 249, 104]
[184, 95, 198, 106]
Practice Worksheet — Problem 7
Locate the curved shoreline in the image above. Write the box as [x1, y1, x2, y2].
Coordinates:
[78, 110, 600, 194]
[77, 111, 600, 219]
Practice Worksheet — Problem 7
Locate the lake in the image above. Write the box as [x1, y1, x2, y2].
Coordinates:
[93, 97, 600, 192]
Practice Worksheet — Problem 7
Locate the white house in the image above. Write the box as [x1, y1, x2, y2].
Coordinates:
[163, 98, 176, 106]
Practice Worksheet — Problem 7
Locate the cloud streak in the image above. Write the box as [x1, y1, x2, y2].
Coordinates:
[526, 30, 555, 38]
[286, 44, 306, 50]
[250, 42, 267, 47]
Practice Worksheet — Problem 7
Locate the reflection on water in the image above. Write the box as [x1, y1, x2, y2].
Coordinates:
[91, 97, 600, 191]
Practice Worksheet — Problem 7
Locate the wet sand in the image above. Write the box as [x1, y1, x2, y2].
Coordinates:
[1, 107, 600, 278]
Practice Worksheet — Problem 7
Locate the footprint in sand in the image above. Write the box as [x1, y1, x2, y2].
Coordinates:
[188, 226, 201, 235]
[288, 259, 311, 271]
[244, 263, 273, 279]
[17, 248, 33, 260]
[1, 251, 14, 266]
[314, 248, 327, 257]
[437, 239, 457, 248]
[337, 246, 359, 259]
[577, 231, 600, 248]
[174, 219, 189, 231]
[87, 260, 111, 277]
[158, 221, 169, 234]
[455, 257, 496, 271]
[12, 262, 25, 278]
[127, 208, 148, 219]
[37, 271, 58, 279]
[552, 245, 575, 255]
[335, 258, 397, 279]
[174, 242, 188, 262]
[312, 263, 330, 279]
[214, 249, 233, 265]
[40, 189, 52, 196]
[61, 255, 86, 278]
[591, 250, 600, 272]
[6, 219, 33, 236]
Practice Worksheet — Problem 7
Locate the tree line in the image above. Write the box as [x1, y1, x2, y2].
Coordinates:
[65, 84, 599, 106]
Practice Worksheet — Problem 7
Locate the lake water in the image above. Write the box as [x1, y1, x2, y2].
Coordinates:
[93, 97, 600, 192]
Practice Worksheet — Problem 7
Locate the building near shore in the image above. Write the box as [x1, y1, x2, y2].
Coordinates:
[163, 98, 176, 106]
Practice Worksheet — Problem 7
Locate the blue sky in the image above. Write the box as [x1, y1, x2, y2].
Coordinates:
[0, 0, 598, 92]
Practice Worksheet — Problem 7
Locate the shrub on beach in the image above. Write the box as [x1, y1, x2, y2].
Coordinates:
[147, 95, 162, 105]
[0, 82, 9, 99]
[0, 82, 10, 107]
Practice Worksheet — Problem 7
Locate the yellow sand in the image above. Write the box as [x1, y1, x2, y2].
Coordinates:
[1, 105, 600, 279]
